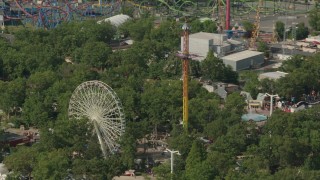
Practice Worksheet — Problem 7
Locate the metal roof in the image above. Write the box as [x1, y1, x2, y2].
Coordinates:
[222, 50, 263, 61]
[190, 32, 227, 40]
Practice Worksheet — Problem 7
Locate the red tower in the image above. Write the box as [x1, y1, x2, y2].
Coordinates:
[226, 0, 230, 30]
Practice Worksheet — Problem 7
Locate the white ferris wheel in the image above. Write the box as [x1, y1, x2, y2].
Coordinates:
[68, 80, 125, 157]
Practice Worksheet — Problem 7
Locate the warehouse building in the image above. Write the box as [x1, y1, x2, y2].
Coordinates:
[221, 50, 264, 71]
[181, 32, 243, 61]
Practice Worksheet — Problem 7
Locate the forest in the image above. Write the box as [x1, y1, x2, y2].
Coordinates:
[0, 13, 320, 179]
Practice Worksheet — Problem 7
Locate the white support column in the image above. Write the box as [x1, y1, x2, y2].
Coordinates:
[164, 148, 181, 175]
[265, 93, 279, 116]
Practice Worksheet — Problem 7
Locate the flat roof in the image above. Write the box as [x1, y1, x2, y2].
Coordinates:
[227, 39, 243, 45]
[190, 32, 227, 40]
[222, 50, 263, 62]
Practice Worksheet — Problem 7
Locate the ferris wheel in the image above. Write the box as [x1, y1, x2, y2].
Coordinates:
[68, 80, 125, 157]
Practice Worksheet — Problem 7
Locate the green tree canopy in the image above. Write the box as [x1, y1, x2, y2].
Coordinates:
[308, 6, 320, 31]
[275, 21, 285, 41]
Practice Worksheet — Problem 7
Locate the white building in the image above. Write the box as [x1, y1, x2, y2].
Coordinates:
[181, 32, 242, 61]
[97, 14, 131, 27]
[221, 50, 264, 71]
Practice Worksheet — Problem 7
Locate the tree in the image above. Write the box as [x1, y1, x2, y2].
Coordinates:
[140, 80, 181, 132]
[0, 78, 26, 119]
[185, 140, 207, 179]
[242, 20, 254, 38]
[189, 97, 219, 132]
[201, 51, 224, 81]
[190, 19, 217, 33]
[205, 118, 228, 140]
[78, 41, 112, 70]
[190, 19, 203, 33]
[22, 94, 50, 127]
[295, 23, 309, 40]
[222, 65, 239, 84]
[119, 129, 137, 169]
[148, 20, 181, 57]
[211, 124, 247, 156]
[121, 18, 153, 41]
[308, 6, 320, 31]
[279, 55, 305, 72]
[4, 146, 38, 178]
[72, 157, 112, 179]
[241, 71, 260, 99]
[206, 151, 234, 178]
[152, 163, 171, 180]
[260, 78, 276, 94]
[201, 51, 238, 83]
[32, 149, 70, 179]
[202, 20, 217, 33]
[257, 41, 269, 58]
[224, 92, 246, 115]
[275, 21, 285, 41]
[168, 125, 194, 159]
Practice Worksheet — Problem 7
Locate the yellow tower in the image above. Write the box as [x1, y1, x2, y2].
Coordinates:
[181, 22, 190, 130]
[249, 0, 263, 49]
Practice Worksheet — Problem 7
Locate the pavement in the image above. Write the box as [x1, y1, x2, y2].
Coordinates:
[229, 1, 313, 33]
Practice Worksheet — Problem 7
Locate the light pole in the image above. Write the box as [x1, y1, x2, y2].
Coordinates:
[164, 148, 181, 174]
[265, 93, 279, 116]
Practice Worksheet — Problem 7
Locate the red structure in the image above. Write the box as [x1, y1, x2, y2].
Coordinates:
[226, 0, 230, 30]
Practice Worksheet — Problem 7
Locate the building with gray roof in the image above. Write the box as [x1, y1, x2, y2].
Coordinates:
[181, 32, 243, 61]
[221, 50, 264, 71]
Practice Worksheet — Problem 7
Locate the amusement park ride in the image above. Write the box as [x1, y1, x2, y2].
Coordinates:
[0, 0, 304, 29]
[178, 22, 190, 130]
[0, 0, 306, 30]
[249, 0, 263, 49]
[175, 0, 304, 130]
[0, 0, 122, 29]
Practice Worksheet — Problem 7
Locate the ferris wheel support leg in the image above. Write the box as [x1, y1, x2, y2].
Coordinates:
[94, 121, 108, 158]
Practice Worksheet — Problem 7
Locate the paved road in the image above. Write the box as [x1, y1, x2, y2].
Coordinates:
[228, 1, 314, 32]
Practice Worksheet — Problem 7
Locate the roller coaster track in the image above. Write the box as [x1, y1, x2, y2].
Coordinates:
[157, 0, 197, 13]
[7, 0, 121, 28]
[126, 0, 152, 10]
